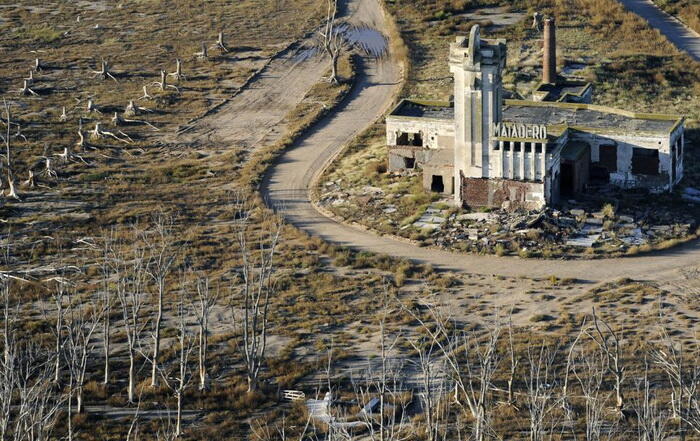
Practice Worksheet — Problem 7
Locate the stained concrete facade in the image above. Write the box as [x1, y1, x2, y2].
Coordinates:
[386, 25, 685, 209]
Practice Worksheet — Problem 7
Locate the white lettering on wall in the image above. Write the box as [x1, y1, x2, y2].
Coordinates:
[492, 122, 548, 140]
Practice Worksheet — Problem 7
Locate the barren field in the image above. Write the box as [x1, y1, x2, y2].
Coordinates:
[2, 0, 700, 440]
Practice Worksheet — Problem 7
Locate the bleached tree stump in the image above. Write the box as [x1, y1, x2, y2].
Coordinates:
[139, 85, 153, 101]
[152, 69, 179, 92]
[5, 175, 20, 200]
[168, 59, 185, 81]
[77, 118, 85, 149]
[59, 106, 68, 122]
[86, 99, 101, 114]
[196, 41, 208, 59]
[90, 122, 132, 144]
[34, 58, 43, 71]
[92, 59, 117, 82]
[215, 31, 230, 53]
[22, 170, 35, 188]
[43, 156, 57, 178]
[19, 80, 38, 96]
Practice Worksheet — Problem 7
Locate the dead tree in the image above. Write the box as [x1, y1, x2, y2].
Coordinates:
[157, 292, 194, 437]
[19, 80, 38, 96]
[650, 327, 700, 440]
[76, 118, 86, 150]
[214, 31, 230, 53]
[505, 315, 519, 406]
[59, 106, 68, 122]
[144, 215, 177, 388]
[139, 85, 153, 101]
[1, 100, 20, 200]
[634, 360, 670, 441]
[100, 233, 115, 384]
[232, 200, 282, 392]
[64, 293, 103, 415]
[0, 283, 16, 440]
[2, 283, 64, 441]
[49, 282, 66, 384]
[152, 70, 179, 92]
[525, 342, 562, 441]
[89, 122, 132, 144]
[112, 112, 159, 131]
[318, 0, 346, 84]
[92, 59, 117, 82]
[589, 308, 626, 412]
[407, 333, 447, 441]
[193, 275, 218, 391]
[25, 70, 34, 84]
[402, 300, 499, 441]
[195, 42, 208, 59]
[573, 345, 611, 441]
[86, 98, 101, 114]
[22, 170, 35, 188]
[351, 288, 410, 441]
[116, 243, 148, 403]
[168, 59, 185, 81]
[125, 100, 152, 117]
[33, 57, 43, 71]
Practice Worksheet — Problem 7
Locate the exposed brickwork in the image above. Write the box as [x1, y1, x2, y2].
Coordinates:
[461, 173, 544, 210]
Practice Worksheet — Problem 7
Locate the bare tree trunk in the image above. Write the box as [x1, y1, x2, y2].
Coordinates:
[116, 239, 147, 404]
[232, 194, 282, 392]
[144, 215, 176, 388]
[194, 276, 217, 391]
[2, 100, 19, 201]
[319, 0, 345, 85]
[589, 308, 626, 412]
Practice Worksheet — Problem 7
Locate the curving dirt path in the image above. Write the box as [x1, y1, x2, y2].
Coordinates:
[618, 0, 700, 61]
[262, 0, 700, 284]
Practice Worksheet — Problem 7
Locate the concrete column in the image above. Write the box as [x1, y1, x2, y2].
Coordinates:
[681, 132, 685, 158]
[509, 142, 515, 179]
[529, 142, 536, 181]
[540, 143, 546, 181]
[519, 144, 526, 181]
[498, 140, 505, 178]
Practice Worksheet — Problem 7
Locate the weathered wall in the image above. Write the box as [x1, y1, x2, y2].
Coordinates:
[386, 118, 454, 149]
[573, 130, 678, 192]
[460, 174, 545, 210]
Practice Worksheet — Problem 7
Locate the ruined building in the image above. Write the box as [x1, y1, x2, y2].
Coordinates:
[386, 20, 685, 209]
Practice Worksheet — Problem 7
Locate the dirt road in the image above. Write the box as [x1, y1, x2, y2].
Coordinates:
[262, 0, 700, 284]
[618, 0, 700, 61]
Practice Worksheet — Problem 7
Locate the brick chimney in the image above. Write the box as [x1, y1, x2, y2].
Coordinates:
[543, 17, 556, 84]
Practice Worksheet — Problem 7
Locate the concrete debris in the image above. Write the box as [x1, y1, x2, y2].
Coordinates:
[682, 187, 700, 204]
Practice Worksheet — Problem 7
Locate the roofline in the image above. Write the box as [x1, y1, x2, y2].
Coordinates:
[505, 99, 683, 121]
[387, 98, 455, 122]
[504, 99, 685, 134]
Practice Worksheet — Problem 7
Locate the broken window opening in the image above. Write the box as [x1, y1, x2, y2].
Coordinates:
[631, 147, 660, 175]
[412, 132, 424, 147]
[598, 144, 617, 172]
[431, 175, 444, 193]
[404, 157, 416, 169]
[396, 131, 424, 147]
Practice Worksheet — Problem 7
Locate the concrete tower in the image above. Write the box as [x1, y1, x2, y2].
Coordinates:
[449, 25, 507, 205]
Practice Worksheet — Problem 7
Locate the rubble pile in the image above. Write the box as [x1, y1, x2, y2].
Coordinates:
[319, 179, 698, 257]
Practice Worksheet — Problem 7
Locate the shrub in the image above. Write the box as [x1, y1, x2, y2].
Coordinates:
[602, 203, 616, 219]
[494, 243, 507, 256]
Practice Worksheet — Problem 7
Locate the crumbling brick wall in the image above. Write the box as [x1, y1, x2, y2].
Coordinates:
[461, 174, 545, 210]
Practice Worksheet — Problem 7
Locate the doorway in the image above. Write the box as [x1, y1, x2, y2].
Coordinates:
[431, 175, 444, 193]
[560, 162, 574, 197]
